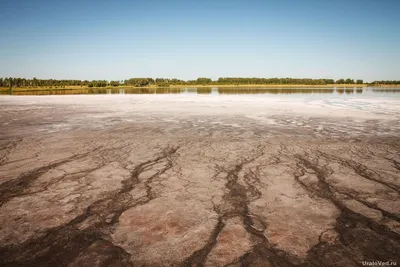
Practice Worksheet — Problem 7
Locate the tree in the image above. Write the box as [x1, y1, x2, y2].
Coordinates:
[196, 77, 212, 85]
[5, 77, 12, 89]
[335, 79, 345, 84]
[109, 81, 120, 87]
[323, 79, 335, 84]
[356, 79, 363, 84]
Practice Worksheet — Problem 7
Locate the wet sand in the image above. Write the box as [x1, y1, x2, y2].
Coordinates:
[0, 95, 399, 267]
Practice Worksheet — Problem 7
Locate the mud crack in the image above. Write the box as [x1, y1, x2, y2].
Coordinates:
[0, 145, 180, 267]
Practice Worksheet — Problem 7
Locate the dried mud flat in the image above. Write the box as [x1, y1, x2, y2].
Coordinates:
[0, 95, 399, 267]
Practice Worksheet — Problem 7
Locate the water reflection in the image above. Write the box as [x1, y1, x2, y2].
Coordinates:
[372, 89, 400, 93]
[336, 88, 357, 94]
[1, 87, 400, 96]
[218, 88, 335, 94]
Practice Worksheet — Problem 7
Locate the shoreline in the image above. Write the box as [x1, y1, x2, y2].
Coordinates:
[1, 84, 400, 93]
[0, 84, 387, 92]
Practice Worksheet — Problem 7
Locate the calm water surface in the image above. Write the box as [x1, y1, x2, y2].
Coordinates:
[1, 87, 400, 98]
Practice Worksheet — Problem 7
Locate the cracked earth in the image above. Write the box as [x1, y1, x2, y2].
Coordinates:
[0, 95, 399, 267]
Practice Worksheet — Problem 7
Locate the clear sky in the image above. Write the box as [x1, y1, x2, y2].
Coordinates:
[0, 0, 399, 82]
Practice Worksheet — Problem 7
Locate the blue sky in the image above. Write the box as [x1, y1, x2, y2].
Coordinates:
[0, 0, 399, 81]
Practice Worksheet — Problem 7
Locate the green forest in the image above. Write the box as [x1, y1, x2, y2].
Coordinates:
[0, 77, 399, 89]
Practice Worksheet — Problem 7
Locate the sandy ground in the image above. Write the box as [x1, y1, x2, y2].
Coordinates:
[0, 94, 399, 267]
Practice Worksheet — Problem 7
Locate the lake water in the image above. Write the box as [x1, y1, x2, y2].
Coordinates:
[1, 87, 399, 98]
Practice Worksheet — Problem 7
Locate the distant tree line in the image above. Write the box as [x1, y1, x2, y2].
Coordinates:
[335, 78, 364, 84]
[0, 78, 125, 89]
[123, 78, 186, 87]
[0, 77, 90, 88]
[368, 80, 400, 86]
[1, 77, 399, 89]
